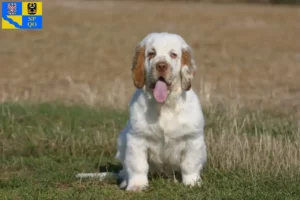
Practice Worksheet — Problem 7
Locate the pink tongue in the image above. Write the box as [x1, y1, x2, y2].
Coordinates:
[153, 80, 168, 103]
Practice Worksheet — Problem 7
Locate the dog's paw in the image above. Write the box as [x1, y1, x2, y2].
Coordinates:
[126, 184, 147, 192]
[125, 174, 148, 192]
[119, 179, 127, 189]
[182, 174, 202, 187]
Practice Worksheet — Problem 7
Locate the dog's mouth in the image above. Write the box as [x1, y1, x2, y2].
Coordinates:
[150, 77, 170, 103]
[150, 77, 170, 89]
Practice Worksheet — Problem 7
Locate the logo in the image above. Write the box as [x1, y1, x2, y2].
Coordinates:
[2, 2, 43, 30]
[27, 3, 37, 15]
[7, 2, 17, 15]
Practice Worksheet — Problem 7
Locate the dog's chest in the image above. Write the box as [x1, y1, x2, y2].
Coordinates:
[147, 106, 182, 137]
[145, 107, 187, 168]
[147, 133, 186, 170]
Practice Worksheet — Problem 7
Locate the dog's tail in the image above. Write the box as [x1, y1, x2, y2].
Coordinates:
[75, 172, 120, 180]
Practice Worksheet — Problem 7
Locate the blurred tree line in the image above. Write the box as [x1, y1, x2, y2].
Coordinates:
[269, 0, 300, 4]
[119, 0, 300, 4]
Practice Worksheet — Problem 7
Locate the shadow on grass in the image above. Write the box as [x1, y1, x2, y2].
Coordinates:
[98, 162, 122, 174]
[97, 162, 184, 185]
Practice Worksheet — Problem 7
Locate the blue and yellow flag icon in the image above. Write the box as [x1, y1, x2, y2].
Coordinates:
[2, 2, 43, 29]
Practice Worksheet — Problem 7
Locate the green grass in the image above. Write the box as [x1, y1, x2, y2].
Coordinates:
[0, 103, 299, 199]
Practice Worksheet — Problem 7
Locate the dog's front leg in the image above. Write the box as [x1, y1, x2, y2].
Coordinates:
[124, 134, 149, 191]
[180, 135, 207, 187]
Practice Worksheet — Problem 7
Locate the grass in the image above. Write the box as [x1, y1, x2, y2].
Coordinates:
[0, 103, 299, 199]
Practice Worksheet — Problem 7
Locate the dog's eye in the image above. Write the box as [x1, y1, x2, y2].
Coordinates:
[148, 52, 156, 59]
[170, 52, 177, 59]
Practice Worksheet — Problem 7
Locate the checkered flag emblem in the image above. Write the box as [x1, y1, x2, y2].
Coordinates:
[7, 3, 17, 15]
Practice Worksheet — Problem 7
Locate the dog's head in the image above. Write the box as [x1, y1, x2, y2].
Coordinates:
[131, 32, 197, 103]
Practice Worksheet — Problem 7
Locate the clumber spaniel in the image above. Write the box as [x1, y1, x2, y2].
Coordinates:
[115, 32, 207, 191]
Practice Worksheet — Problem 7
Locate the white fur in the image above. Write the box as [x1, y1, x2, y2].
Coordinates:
[115, 33, 207, 191]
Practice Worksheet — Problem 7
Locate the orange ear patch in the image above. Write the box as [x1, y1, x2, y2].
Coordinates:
[132, 46, 146, 89]
[180, 48, 195, 91]
[181, 49, 191, 67]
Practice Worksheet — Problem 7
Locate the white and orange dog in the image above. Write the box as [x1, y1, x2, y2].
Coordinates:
[115, 32, 207, 191]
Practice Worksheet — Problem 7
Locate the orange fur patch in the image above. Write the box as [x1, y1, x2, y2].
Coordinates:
[181, 49, 191, 67]
[132, 46, 145, 88]
[181, 48, 193, 91]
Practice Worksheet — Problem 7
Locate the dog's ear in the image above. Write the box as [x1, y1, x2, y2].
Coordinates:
[132, 44, 146, 89]
[181, 46, 196, 91]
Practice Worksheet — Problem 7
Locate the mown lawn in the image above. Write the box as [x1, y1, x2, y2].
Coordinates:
[0, 103, 299, 199]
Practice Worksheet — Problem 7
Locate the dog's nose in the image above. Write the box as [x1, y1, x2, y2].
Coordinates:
[156, 62, 168, 72]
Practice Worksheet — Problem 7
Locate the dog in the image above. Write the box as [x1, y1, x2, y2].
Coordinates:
[115, 32, 207, 191]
